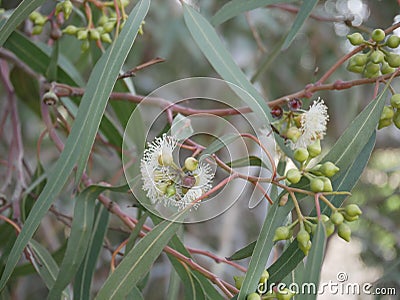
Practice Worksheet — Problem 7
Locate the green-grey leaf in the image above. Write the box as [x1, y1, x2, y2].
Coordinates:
[0, 0, 149, 290]
[227, 156, 267, 169]
[47, 187, 99, 299]
[297, 222, 326, 300]
[73, 203, 110, 300]
[237, 191, 292, 299]
[227, 241, 256, 261]
[281, 0, 319, 50]
[46, 40, 59, 81]
[0, 0, 46, 47]
[183, 4, 271, 124]
[211, 0, 296, 26]
[202, 133, 239, 156]
[95, 214, 184, 299]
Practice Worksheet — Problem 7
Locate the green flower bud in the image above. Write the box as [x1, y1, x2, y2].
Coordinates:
[103, 21, 116, 33]
[98, 15, 109, 26]
[378, 118, 392, 129]
[371, 28, 385, 42]
[365, 62, 380, 74]
[330, 211, 344, 225]
[286, 168, 302, 184]
[63, 0, 73, 19]
[347, 63, 364, 74]
[390, 94, 400, 109]
[310, 178, 324, 193]
[81, 40, 90, 52]
[307, 139, 321, 158]
[62, 25, 79, 35]
[347, 32, 364, 45]
[286, 126, 302, 142]
[35, 16, 47, 26]
[381, 62, 395, 74]
[370, 50, 385, 64]
[89, 29, 100, 41]
[321, 177, 333, 192]
[247, 293, 261, 300]
[364, 70, 381, 79]
[185, 157, 199, 171]
[276, 288, 295, 300]
[273, 226, 291, 241]
[385, 53, 400, 68]
[297, 228, 310, 249]
[293, 115, 302, 128]
[309, 164, 323, 176]
[324, 220, 335, 237]
[320, 162, 340, 177]
[337, 223, 351, 242]
[294, 148, 309, 163]
[344, 204, 362, 217]
[32, 25, 43, 35]
[233, 275, 244, 289]
[393, 111, 400, 129]
[380, 106, 395, 120]
[353, 53, 368, 66]
[299, 240, 312, 256]
[29, 11, 42, 22]
[55, 2, 63, 15]
[259, 270, 269, 284]
[320, 214, 330, 222]
[42, 91, 59, 106]
[101, 33, 113, 43]
[166, 184, 176, 197]
[304, 222, 317, 235]
[77, 29, 88, 40]
[386, 35, 400, 48]
[343, 213, 359, 222]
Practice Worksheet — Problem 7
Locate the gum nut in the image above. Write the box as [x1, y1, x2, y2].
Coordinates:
[63, 25, 79, 35]
[294, 148, 309, 163]
[390, 94, 400, 109]
[381, 62, 395, 74]
[42, 91, 59, 106]
[343, 213, 359, 222]
[371, 28, 385, 42]
[365, 62, 380, 74]
[321, 162, 340, 177]
[330, 211, 344, 225]
[322, 177, 333, 192]
[233, 276, 244, 289]
[320, 214, 330, 222]
[353, 53, 368, 66]
[247, 293, 261, 300]
[345, 204, 362, 217]
[325, 220, 335, 236]
[297, 228, 310, 248]
[101, 33, 112, 43]
[386, 35, 400, 48]
[370, 50, 385, 64]
[310, 178, 324, 193]
[273, 226, 291, 241]
[380, 106, 395, 120]
[89, 29, 100, 40]
[286, 169, 302, 184]
[286, 127, 302, 142]
[103, 22, 115, 33]
[184, 157, 199, 171]
[307, 139, 321, 157]
[347, 63, 364, 74]
[394, 111, 400, 129]
[32, 25, 43, 35]
[29, 11, 41, 21]
[338, 223, 351, 242]
[77, 30, 88, 40]
[378, 118, 392, 129]
[259, 270, 269, 283]
[347, 32, 364, 45]
[385, 53, 400, 68]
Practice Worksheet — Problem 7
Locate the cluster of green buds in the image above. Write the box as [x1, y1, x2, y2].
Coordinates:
[270, 99, 303, 142]
[29, 1, 73, 36]
[347, 29, 400, 78]
[378, 94, 400, 129]
[273, 203, 362, 255]
[285, 140, 340, 193]
[63, 24, 113, 51]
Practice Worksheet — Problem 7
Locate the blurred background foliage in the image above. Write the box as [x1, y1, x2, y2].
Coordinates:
[0, 0, 399, 299]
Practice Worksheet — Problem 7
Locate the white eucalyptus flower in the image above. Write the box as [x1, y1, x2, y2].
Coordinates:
[292, 98, 329, 149]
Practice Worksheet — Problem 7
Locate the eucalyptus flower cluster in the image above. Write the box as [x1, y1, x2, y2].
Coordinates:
[378, 94, 400, 129]
[140, 134, 213, 210]
[347, 28, 400, 78]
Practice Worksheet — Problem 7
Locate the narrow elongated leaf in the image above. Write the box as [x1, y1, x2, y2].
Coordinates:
[227, 156, 267, 169]
[47, 187, 99, 299]
[126, 212, 149, 253]
[167, 266, 181, 300]
[202, 133, 239, 156]
[211, 0, 296, 26]
[46, 40, 59, 81]
[95, 214, 184, 299]
[237, 192, 292, 299]
[0, 0, 150, 290]
[281, 0, 319, 50]
[0, 0, 46, 47]
[297, 222, 326, 300]
[74, 203, 110, 300]
[227, 241, 256, 261]
[183, 4, 271, 124]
